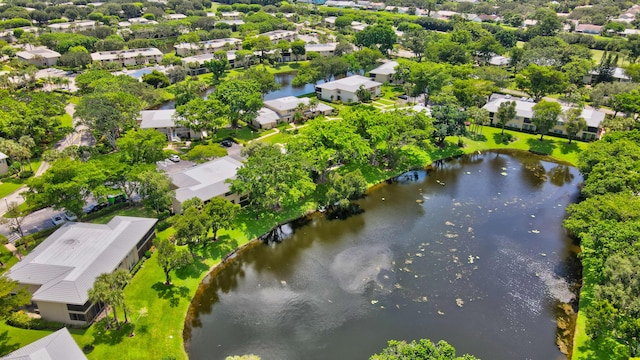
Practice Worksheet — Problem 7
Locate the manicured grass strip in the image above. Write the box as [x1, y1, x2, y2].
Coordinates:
[0, 182, 23, 200]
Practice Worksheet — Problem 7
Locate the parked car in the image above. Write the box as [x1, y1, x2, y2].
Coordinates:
[64, 210, 77, 222]
[169, 154, 180, 162]
[398, 95, 408, 100]
[220, 139, 233, 148]
[51, 214, 66, 226]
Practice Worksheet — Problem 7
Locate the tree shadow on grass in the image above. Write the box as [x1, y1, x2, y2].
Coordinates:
[151, 282, 190, 307]
[559, 141, 583, 156]
[0, 330, 20, 356]
[575, 336, 629, 360]
[91, 320, 135, 347]
[526, 138, 556, 155]
[467, 133, 487, 142]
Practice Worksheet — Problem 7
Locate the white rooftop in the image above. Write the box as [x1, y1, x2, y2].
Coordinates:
[369, 60, 399, 75]
[316, 75, 382, 93]
[91, 48, 162, 61]
[305, 42, 338, 52]
[8, 217, 157, 304]
[16, 47, 61, 59]
[255, 107, 280, 127]
[174, 38, 241, 50]
[264, 96, 333, 113]
[139, 109, 178, 129]
[1, 328, 87, 360]
[170, 156, 243, 203]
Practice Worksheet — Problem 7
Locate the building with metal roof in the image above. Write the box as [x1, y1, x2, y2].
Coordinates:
[169, 156, 244, 213]
[482, 94, 606, 141]
[315, 75, 382, 103]
[7, 217, 157, 325]
[369, 60, 399, 83]
[1, 328, 87, 360]
[138, 109, 202, 141]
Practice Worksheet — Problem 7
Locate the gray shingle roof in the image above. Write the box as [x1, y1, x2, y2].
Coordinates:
[316, 75, 382, 93]
[8, 217, 157, 305]
[170, 156, 243, 203]
[1, 328, 87, 360]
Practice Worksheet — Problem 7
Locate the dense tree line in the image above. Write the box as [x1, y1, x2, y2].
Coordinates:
[564, 130, 640, 357]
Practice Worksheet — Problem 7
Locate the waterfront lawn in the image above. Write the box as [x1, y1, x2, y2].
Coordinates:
[213, 127, 274, 144]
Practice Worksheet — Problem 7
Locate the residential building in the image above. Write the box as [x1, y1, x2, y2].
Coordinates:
[575, 23, 602, 34]
[261, 30, 297, 44]
[252, 96, 334, 128]
[7, 217, 158, 325]
[174, 38, 242, 56]
[0, 152, 8, 176]
[324, 0, 358, 7]
[304, 42, 338, 57]
[47, 20, 96, 32]
[482, 94, 605, 141]
[91, 48, 163, 67]
[182, 50, 255, 74]
[138, 109, 202, 141]
[168, 156, 244, 213]
[316, 75, 382, 103]
[16, 47, 61, 67]
[1, 328, 87, 360]
[488, 55, 510, 66]
[165, 13, 187, 20]
[478, 14, 500, 22]
[369, 60, 399, 83]
[351, 21, 368, 32]
[220, 11, 242, 19]
[215, 19, 245, 29]
[583, 67, 631, 84]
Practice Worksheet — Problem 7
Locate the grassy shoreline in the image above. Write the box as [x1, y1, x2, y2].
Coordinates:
[0, 126, 588, 359]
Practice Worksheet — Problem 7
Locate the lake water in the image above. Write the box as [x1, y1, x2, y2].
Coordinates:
[184, 151, 581, 360]
[159, 72, 321, 110]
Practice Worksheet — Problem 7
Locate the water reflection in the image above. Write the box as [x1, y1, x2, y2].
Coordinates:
[186, 151, 582, 360]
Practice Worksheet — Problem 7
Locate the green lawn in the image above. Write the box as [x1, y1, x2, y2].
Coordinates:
[213, 127, 275, 144]
[0, 181, 23, 200]
[590, 49, 628, 67]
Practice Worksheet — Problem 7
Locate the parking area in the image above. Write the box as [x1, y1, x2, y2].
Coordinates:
[156, 157, 197, 174]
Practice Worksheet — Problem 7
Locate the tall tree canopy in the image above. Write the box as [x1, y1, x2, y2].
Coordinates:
[213, 80, 263, 128]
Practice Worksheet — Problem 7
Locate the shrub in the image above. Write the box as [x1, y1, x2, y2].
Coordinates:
[185, 144, 227, 163]
[18, 170, 33, 179]
[144, 250, 152, 258]
[156, 219, 171, 232]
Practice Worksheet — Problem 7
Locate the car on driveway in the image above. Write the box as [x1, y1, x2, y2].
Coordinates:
[169, 154, 181, 162]
[64, 211, 77, 221]
[220, 139, 233, 147]
[51, 214, 66, 226]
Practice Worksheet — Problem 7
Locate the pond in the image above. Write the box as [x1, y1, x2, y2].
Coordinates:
[158, 72, 322, 110]
[184, 151, 581, 360]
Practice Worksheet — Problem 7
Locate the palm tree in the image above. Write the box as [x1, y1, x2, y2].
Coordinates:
[293, 102, 307, 123]
[88, 273, 114, 329]
[308, 98, 319, 116]
[111, 269, 132, 323]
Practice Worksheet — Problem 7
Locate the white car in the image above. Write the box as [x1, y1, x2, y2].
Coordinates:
[64, 210, 78, 222]
[169, 154, 181, 162]
[51, 215, 66, 226]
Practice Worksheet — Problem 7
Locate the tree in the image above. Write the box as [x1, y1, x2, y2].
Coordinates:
[154, 237, 192, 286]
[141, 70, 170, 88]
[370, 338, 479, 360]
[116, 129, 167, 164]
[172, 206, 206, 253]
[170, 78, 207, 107]
[532, 100, 562, 141]
[175, 97, 229, 136]
[401, 29, 428, 62]
[355, 24, 397, 54]
[353, 48, 383, 72]
[204, 51, 229, 82]
[356, 85, 372, 103]
[58, 46, 92, 68]
[239, 67, 280, 98]
[1, 201, 26, 238]
[203, 197, 240, 241]
[530, 8, 562, 36]
[466, 106, 490, 135]
[563, 59, 594, 85]
[431, 104, 468, 144]
[138, 170, 174, 214]
[213, 80, 263, 128]
[244, 35, 271, 63]
[516, 64, 568, 101]
[26, 159, 105, 216]
[496, 100, 516, 136]
[0, 276, 29, 318]
[612, 89, 640, 119]
[325, 170, 368, 209]
[593, 51, 618, 84]
[290, 39, 306, 61]
[88, 273, 117, 329]
[563, 107, 586, 144]
[75, 91, 142, 149]
[231, 143, 315, 211]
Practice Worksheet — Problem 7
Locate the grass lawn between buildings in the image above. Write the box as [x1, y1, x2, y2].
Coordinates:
[0, 125, 590, 359]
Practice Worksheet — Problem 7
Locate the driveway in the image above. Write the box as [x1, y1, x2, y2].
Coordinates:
[1, 207, 58, 243]
[226, 142, 244, 161]
[156, 158, 197, 174]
